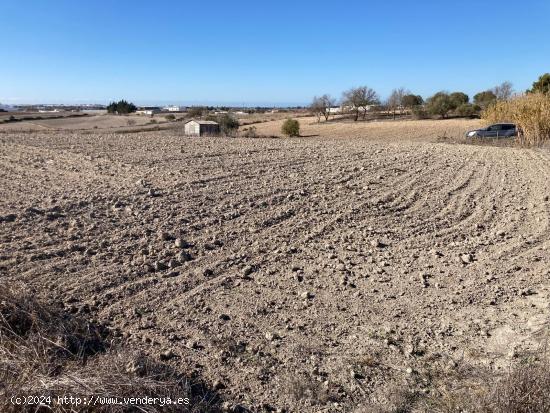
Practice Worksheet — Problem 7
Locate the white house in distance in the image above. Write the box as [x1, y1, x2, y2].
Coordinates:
[136, 107, 161, 116]
[165, 105, 183, 112]
[184, 120, 220, 137]
[329, 105, 378, 114]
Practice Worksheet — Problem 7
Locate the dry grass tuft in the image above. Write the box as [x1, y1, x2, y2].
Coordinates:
[483, 93, 550, 146]
[481, 362, 550, 413]
[362, 345, 550, 413]
[0, 284, 219, 412]
[419, 357, 550, 413]
[358, 385, 417, 413]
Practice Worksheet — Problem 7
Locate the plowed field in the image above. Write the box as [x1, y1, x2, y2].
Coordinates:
[1, 119, 549, 412]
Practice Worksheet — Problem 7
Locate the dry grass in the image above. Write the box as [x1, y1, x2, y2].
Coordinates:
[243, 116, 481, 141]
[356, 385, 417, 413]
[483, 93, 550, 146]
[0, 114, 170, 132]
[236, 111, 309, 126]
[481, 362, 550, 413]
[362, 338, 550, 413]
[421, 361, 550, 413]
[0, 284, 219, 412]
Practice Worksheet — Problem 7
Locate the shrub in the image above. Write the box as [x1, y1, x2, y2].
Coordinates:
[281, 118, 300, 136]
[164, 114, 176, 121]
[243, 126, 257, 138]
[411, 105, 429, 119]
[456, 103, 480, 117]
[483, 92, 550, 145]
[126, 119, 136, 126]
[217, 113, 239, 136]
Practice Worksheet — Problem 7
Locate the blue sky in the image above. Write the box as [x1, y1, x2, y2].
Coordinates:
[1, 0, 549, 106]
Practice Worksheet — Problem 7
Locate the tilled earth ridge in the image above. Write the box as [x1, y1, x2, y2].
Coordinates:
[1, 128, 550, 412]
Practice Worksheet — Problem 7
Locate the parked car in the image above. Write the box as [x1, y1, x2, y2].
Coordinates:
[465, 123, 517, 138]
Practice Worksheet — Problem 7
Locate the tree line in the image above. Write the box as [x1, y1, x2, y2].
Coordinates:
[309, 73, 550, 122]
[106, 100, 137, 114]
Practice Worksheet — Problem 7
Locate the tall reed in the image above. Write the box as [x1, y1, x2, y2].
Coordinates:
[483, 93, 550, 146]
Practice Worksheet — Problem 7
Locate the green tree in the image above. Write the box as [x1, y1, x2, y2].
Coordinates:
[402, 94, 424, 109]
[281, 118, 300, 137]
[449, 92, 469, 109]
[528, 73, 550, 94]
[106, 100, 137, 114]
[426, 92, 454, 118]
[456, 103, 480, 117]
[473, 91, 497, 109]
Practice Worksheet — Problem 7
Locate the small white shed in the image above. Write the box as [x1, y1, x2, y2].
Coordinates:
[184, 120, 220, 137]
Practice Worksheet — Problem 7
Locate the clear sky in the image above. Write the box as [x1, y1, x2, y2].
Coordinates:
[1, 0, 549, 106]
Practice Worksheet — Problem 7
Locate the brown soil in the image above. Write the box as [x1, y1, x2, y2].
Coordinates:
[1, 119, 549, 412]
[0, 113, 176, 132]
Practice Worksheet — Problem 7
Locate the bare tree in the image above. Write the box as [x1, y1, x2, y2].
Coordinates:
[310, 94, 337, 122]
[310, 96, 324, 123]
[342, 86, 380, 121]
[493, 81, 514, 101]
[320, 94, 336, 121]
[386, 87, 409, 120]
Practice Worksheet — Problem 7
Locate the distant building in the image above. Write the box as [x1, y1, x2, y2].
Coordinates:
[184, 120, 220, 137]
[165, 105, 183, 112]
[82, 109, 108, 115]
[337, 105, 378, 114]
[136, 107, 161, 115]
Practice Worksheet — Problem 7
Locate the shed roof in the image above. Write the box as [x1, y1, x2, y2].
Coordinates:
[185, 120, 219, 125]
